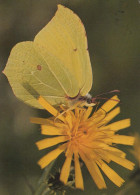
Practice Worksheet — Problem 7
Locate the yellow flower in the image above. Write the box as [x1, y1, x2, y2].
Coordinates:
[31, 95, 135, 190]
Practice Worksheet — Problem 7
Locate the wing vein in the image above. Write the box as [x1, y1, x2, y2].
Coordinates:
[35, 49, 70, 95]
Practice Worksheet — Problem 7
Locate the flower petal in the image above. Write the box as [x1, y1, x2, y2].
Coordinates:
[65, 112, 73, 129]
[79, 150, 107, 189]
[107, 152, 135, 170]
[30, 117, 52, 125]
[36, 136, 69, 150]
[75, 107, 80, 118]
[90, 110, 106, 125]
[60, 152, 72, 184]
[74, 153, 84, 190]
[97, 160, 124, 187]
[104, 119, 131, 132]
[112, 135, 135, 145]
[105, 146, 126, 158]
[38, 143, 67, 168]
[82, 107, 93, 121]
[41, 125, 65, 135]
[38, 96, 64, 121]
[100, 95, 120, 112]
[98, 107, 120, 126]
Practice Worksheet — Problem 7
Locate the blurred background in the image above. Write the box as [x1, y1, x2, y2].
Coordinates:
[0, 0, 140, 194]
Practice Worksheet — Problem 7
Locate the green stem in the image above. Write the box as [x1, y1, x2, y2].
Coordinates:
[34, 160, 55, 195]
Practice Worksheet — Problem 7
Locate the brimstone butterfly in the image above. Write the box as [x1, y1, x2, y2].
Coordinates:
[3, 5, 93, 109]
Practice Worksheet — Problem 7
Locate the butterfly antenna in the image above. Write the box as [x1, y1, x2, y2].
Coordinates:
[92, 97, 120, 103]
[95, 89, 120, 97]
[92, 89, 120, 103]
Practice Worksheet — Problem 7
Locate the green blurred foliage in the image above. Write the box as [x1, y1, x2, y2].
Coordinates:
[0, 0, 140, 194]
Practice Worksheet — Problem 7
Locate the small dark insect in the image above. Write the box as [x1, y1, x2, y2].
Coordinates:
[47, 170, 75, 193]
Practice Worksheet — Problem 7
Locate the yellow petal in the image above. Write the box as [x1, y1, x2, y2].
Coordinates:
[36, 136, 69, 150]
[38, 96, 58, 116]
[75, 107, 80, 118]
[41, 125, 65, 135]
[100, 95, 120, 112]
[79, 150, 107, 189]
[104, 119, 130, 132]
[96, 150, 111, 163]
[106, 146, 126, 158]
[38, 96, 64, 121]
[30, 117, 52, 125]
[74, 153, 84, 190]
[65, 112, 73, 129]
[98, 107, 120, 126]
[107, 152, 135, 170]
[54, 122, 68, 128]
[79, 109, 85, 119]
[38, 143, 67, 168]
[112, 135, 135, 145]
[82, 107, 93, 121]
[60, 152, 72, 184]
[97, 160, 124, 187]
[90, 109, 106, 124]
[73, 118, 80, 135]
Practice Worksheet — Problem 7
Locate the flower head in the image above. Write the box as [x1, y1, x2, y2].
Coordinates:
[31, 95, 135, 190]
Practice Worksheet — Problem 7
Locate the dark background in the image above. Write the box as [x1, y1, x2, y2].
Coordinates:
[0, 0, 140, 194]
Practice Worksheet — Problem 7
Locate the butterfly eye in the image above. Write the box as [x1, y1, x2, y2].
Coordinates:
[87, 98, 92, 104]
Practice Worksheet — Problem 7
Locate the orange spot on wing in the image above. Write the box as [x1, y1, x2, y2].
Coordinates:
[37, 65, 42, 70]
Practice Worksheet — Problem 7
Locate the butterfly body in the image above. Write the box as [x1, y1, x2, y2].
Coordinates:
[65, 93, 95, 108]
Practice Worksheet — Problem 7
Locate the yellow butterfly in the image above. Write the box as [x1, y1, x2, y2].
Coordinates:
[3, 5, 93, 109]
